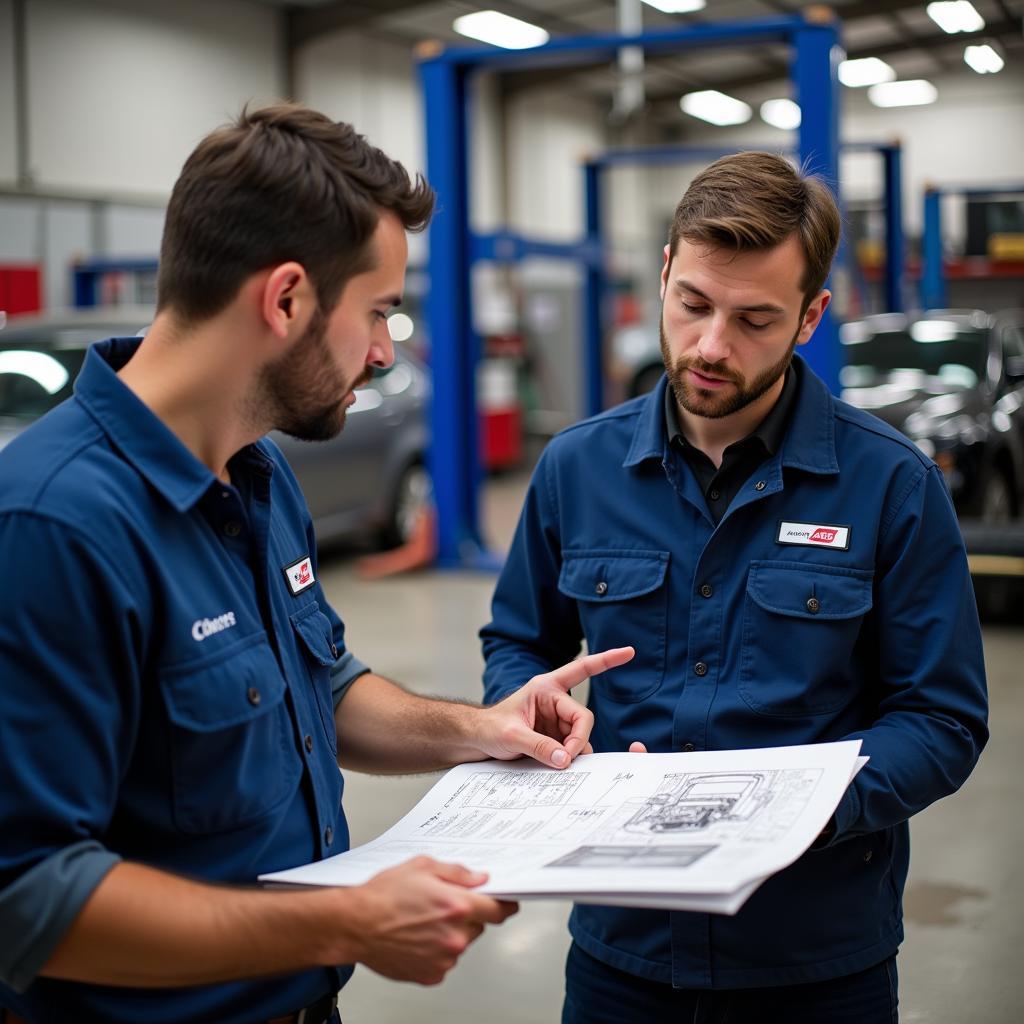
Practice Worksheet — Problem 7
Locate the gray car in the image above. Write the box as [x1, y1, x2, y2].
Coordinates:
[0, 308, 431, 549]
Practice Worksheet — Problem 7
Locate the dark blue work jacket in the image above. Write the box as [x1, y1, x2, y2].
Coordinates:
[482, 357, 988, 989]
[0, 339, 364, 1023]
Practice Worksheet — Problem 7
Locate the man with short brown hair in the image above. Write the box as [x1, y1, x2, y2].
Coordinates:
[0, 104, 632, 1024]
[482, 151, 988, 1023]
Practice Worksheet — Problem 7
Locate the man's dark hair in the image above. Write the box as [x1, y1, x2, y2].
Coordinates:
[668, 151, 841, 312]
[157, 103, 435, 323]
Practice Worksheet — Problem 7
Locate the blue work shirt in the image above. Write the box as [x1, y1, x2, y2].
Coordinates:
[0, 338, 369, 1023]
[482, 357, 988, 989]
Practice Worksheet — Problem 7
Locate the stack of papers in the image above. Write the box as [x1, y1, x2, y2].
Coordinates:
[261, 740, 866, 915]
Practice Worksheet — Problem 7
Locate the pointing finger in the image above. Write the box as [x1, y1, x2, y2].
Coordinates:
[541, 647, 635, 693]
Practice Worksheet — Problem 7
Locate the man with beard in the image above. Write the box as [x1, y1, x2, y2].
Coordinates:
[0, 104, 634, 1024]
[480, 151, 987, 1023]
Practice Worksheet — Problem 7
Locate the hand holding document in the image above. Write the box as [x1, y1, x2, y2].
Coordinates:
[261, 741, 866, 915]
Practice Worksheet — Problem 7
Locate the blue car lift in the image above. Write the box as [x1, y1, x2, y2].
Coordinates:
[419, 12, 841, 567]
[921, 183, 1024, 310]
[581, 139, 904, 416]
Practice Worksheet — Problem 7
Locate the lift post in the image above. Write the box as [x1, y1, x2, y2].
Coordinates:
[921, 183, 1024, 311]
[419, 12, 841, 567]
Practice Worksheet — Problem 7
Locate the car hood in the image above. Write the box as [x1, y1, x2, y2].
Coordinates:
[841, 377, 985, 434]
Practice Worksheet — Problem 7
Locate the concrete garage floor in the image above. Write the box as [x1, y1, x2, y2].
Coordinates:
[318, 470, 1024, 1024]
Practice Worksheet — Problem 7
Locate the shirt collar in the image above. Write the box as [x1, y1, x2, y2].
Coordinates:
[73, 337, 271, 513]
[624, 354, 837, 474]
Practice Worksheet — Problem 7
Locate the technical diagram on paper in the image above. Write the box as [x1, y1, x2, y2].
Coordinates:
[261, 741, 865, 915]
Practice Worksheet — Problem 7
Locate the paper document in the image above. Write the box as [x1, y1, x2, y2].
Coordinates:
[261, 741, 865, 915]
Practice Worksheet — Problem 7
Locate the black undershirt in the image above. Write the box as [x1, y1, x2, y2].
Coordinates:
[664, 367, 798, 525]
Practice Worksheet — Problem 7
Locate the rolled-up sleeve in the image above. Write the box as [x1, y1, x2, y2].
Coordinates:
[0, 842, 120, 992]
[330, 648, 371, 707]
[0, 514, 143, 991]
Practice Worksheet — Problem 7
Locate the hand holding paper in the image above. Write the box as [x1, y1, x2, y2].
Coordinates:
[339, 856, 518, 985]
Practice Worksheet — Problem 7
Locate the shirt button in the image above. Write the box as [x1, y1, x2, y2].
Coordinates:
[699, 583, 713, 599]
[324, 826, 334, 846]
[863, 849, 873, 863]
[304, 734, 314, 753]
[330, 643, 338, 659]
[806, 597, 821, 614]
[224, 520, 241, 537]
[709, 489, 720, 501]
[246, 687, 261, 706]
[682, 743, 695, 752]
[595, 581, 608, 596]
[754, 480, 767, 491]
[694, 662, 708, 677]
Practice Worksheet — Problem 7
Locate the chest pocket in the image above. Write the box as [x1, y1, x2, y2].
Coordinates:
[740, 561, 874, 716]
[291, 602, 339, 754]
[160, 632, 301, 834]
[558, 549, 669, 703]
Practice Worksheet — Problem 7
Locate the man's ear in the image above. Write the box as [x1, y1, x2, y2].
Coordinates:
[660, 245, 672, 301]
[796, 290, 831, 347]
[260, 262, 316, 341]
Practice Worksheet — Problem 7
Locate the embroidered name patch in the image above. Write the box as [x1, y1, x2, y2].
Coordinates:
[776, 521, 851, 550]
[283, 555, 316, 595]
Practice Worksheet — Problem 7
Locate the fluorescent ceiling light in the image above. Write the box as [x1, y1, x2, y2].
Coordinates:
[642, 0, 706, 12]
[926, 2, 985, 33]
[760, 98, 801, 130]
[964, 44, 1004, 74]
[453, 10, 549, 49]
[838, 57, 895, 87]
[680, 90, 751, 126]
[868, 80, 938, 108]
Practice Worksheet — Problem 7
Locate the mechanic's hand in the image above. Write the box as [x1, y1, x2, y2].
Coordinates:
[477, 647, 635, 769]
[345, 857, 518, 985]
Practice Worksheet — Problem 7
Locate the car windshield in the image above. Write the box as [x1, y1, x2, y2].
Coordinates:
[0, 345, 88, 420]
[841, 322, 987, 389]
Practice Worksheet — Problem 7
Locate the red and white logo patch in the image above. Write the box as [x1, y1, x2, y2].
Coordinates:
[776, 521, 851, 550]
[283, 555, 316, 595]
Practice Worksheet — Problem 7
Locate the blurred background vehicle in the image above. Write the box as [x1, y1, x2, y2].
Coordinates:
[610, 309, 1024, 523]
[0, 309, 431, 549]
[839, 309, 1024, 522]
[609, 321, 666, 402]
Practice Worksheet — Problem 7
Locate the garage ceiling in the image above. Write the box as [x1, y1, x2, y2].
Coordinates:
[268, 0, 1023, 124]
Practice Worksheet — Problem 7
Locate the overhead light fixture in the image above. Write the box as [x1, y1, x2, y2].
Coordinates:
[680, 90, 751, 126]
[964, 43, 1004, 74]
[641, 0, 706, 12]
[868, 80, 938, 108]
[453, 10, 549, 49]
[838, 57, 896, 87]
[926, 2, 985, 34]
[760, 98, 801, 130]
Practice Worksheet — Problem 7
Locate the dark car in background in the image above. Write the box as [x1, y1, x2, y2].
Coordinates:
[611, 308, 1024, 523]
[0, 308, 431, 548]
[839, 309, 1024, 521]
